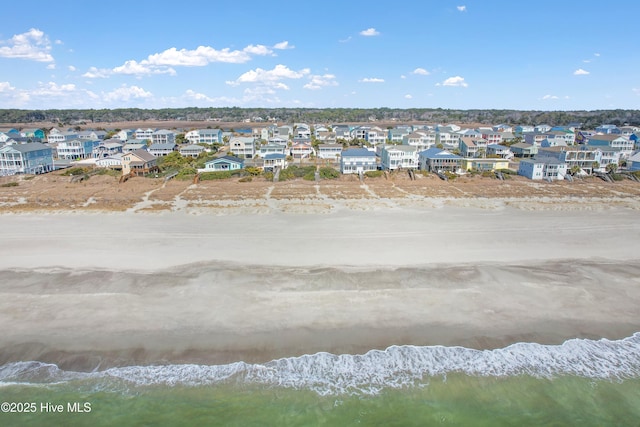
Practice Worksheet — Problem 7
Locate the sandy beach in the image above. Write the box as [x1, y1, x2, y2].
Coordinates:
[1, 191, 640, 370]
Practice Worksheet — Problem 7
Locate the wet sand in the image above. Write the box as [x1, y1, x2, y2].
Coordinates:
[1, 205, 639, 370]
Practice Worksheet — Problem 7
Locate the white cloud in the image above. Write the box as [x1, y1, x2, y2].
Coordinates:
[400, 75, 406, 79]
[82, 66, 110, 78]
[304, 74, 338, 90]
[85, 42, 281, 78]
[359, 28, 380, 36]
[574, 68, 590, 75]
[46, 63, 56, 69]
[0, 82, 16, 92]
[441, 76, 468, 87]
[146, 46, 251, 66]
[0, 28, 54, 62]
[594, 53, 600, 57]
[33, 81, 77, 96]
[404, 94, 413, 99]
[227, 64, 310, 87]
[103, 85, 152, 102]
[339, 36, 352, 43]
[242, 44, 273, 56]
[184, 89, 216, 103]
[68, 65, 76, 71]
[412, 68, 430, 76]
[542, 94, 559, 100]
[112, 60, 176, 76]
[457, 5, 466, 11]
[359, 78, 384, 83]
[273, 41, 294, 50]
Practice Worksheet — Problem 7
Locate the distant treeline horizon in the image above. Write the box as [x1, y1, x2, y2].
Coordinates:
[1, 107, 639, 128]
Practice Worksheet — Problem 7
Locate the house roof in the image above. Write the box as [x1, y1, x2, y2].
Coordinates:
[0, 142, 50, 153]
[342, 148, 375, 157]
[418, 147, 461, 159]
[589, 134, 627, 141]
[208, 155, 243, 164]
[264, 153, 286, 160]
[384, 144, 417, 153]
[179, 144, 204, 151]
[148, 143, 177, 150]
[127, 149, 156, 162]
[521, 157, 565, 165]
[152, 129, 174, 135]
[511, 142, 535, 150]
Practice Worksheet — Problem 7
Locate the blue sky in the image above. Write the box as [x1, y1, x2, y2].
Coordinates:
[0, 0, 638, 111]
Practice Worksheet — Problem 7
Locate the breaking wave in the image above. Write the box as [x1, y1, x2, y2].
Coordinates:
[2, 333, 640, 396]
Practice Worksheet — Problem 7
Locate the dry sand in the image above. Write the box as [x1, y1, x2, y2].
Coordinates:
[1, 194, 640, 370]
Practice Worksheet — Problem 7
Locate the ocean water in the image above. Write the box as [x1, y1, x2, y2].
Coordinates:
[2, 334, 640, 426]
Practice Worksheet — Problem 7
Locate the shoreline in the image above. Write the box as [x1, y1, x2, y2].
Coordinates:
[1, 203, 640, 372]
[1, 258, 640, 371]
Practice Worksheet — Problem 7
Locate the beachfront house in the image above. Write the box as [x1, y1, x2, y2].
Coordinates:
[121, 149, 158, 176]
[537, 146, 599, 174]
[380, 145, 419, 170]
[178, 144, 205, 158]
[92, 140, 123, 158]
[479, 130, 503, 145]
[487, 144, 514, 159]
[418, 147, 462, 173]
[459, 137, 488, 158]
[148, 142, 178, 157]
[0, 142, 54, 175]
[258, 143, 287, 158]
[627, 152, 640, 171]
[586, 135, 634, 157]
[290, 141, 315, 159]
[185, 129, 223, 145]
[317, 144, 343, 160]
[510, 142, 538, 158]
[389, 128, 410, 143]
[517, 157, 568, 180]
[122, 141, 148, 153]
[200, 155, 244, 172]
[229, 137, 256, 159]
[461, 158, 510, 172]
[436, 130, 459, 149]
[95, 153, 123, 170]
[262, 153, 287, 172]
[57, 139, 101, 159]
[315, 131, 337, 143]
[402, 131, 436, 151]
[365, 127, 388, 145]
[340, 148, 377, 174]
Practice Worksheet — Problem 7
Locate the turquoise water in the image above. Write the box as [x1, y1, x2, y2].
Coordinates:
[2, 335, 640, 426]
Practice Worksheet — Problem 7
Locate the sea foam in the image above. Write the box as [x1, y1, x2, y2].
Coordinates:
[1, 333, 640, 396]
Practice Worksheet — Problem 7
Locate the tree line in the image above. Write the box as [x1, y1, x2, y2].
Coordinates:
[0, 107, 638, 128]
